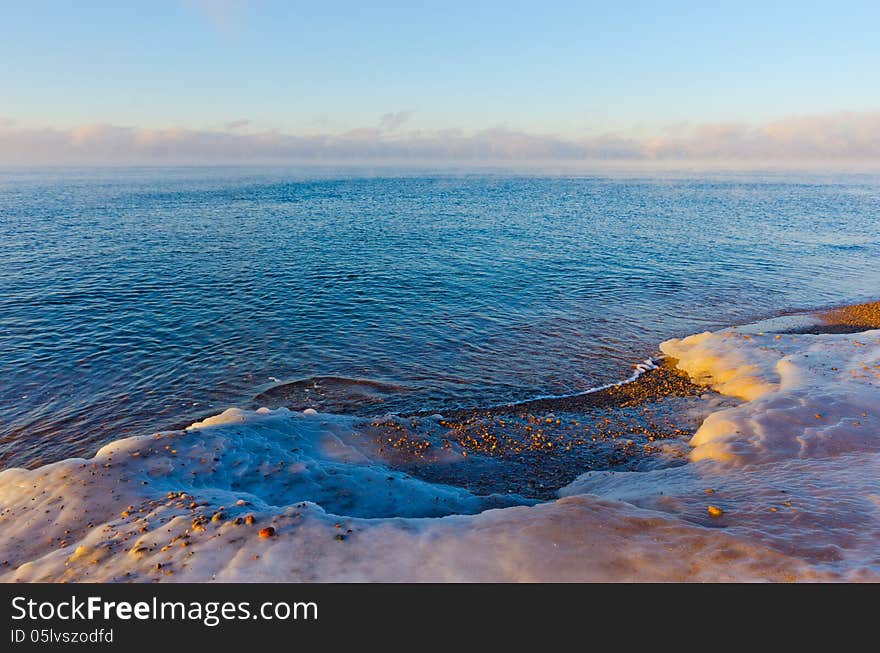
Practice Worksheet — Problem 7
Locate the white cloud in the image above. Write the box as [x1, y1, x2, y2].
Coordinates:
[379, 111, 413, 131]
[224, 119, 251, 131]
[1, 111, 878, 165]
[644, 112, 880, 161]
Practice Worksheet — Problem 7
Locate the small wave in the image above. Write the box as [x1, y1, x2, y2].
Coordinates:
[253, 376, 417, 415]
[498, 357, 660, 408]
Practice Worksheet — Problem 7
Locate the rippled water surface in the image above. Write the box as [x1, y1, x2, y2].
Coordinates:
[1, 167, 879, 467]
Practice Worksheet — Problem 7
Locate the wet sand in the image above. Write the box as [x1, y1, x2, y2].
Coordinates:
[783, 299, 880, 334]
[362, 363, 715, 498]
[430, 361, 708, 418]
[818, 299, 880, 331]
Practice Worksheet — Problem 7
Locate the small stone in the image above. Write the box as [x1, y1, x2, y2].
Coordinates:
[707, 505, 724, 518]
[245, 514, 256, 525]
[258, 526, 275, 538]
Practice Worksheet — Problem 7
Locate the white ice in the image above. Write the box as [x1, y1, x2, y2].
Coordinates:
[1, 326, 878, 581]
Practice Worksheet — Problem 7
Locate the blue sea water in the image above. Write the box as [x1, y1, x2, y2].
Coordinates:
[1, 167, 879, 468]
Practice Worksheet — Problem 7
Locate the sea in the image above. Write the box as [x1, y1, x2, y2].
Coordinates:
[2, 166, 879, 469]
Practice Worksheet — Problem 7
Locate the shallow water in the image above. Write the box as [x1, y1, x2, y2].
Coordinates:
[2, 167, 879, 468]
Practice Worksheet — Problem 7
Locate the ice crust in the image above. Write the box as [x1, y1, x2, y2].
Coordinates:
[1, 327, 878, 581]
[659, 329, 880, 463]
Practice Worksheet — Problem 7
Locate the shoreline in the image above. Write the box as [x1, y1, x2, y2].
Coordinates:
[252, 299, 880, 420]
[0, 299, 878, 582]
[53, 297, 880, 467]
[801, 299, 880, 333]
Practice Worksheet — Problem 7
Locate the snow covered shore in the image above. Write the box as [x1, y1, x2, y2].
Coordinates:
[1, 322, 877, 582]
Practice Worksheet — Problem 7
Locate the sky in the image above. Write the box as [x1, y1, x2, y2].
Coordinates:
[1, 0, 879, 164]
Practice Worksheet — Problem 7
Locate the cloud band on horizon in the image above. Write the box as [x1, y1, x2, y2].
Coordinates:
[1, 111, 878, 165]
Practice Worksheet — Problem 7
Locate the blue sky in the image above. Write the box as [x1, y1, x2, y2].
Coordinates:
[1, 1, 879, 163]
